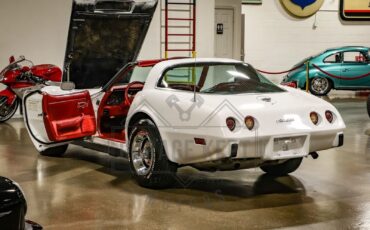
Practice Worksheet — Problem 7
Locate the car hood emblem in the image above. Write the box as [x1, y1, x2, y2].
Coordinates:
[257, 96, 276, 105]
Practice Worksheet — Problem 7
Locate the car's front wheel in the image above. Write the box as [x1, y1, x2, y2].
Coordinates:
[309, 77, 332, 96]
[129, 119, 177, 189]
[40, 145, 68, 157]
[260, 158, 303, 176]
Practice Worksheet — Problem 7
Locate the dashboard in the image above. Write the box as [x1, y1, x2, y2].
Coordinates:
[106, 90, 124, 105]
[105, 88, 143, 106]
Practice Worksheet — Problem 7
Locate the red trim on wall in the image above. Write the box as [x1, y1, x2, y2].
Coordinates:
[344, 10, 370, 13]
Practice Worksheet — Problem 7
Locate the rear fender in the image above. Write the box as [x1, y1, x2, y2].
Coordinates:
[0, 88, 17, 105]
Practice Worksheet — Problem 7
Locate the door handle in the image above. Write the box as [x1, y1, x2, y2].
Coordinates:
[343, 68, 350, 72]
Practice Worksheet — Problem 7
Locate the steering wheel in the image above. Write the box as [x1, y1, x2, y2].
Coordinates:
[124, 81, 145, 106]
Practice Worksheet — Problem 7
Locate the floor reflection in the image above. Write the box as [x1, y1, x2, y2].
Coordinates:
[0, 118, 32, 145]
[47, 145, 312, 212]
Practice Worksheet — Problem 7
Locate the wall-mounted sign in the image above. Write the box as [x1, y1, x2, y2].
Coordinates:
[216, 24, 224, 34]
[280, 0, 324, 18]
[340, 0, 370, 21]
[242, 0, 262, 4]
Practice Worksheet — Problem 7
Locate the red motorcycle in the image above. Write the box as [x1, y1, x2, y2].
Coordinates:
[0, 56, 62, 122]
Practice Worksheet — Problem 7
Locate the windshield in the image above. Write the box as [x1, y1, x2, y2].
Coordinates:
[158, 63, 285, 95]
[108, 65, 153, 87]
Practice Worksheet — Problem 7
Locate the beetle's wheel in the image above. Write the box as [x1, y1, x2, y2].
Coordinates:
[309, 77, 332, 96]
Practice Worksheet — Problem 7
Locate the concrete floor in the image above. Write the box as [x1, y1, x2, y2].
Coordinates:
[0, 98, 370, 230]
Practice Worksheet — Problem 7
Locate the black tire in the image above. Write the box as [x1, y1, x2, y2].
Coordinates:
[309, 77, 332, 96]
[0, 99, 18, 123]
[128, 119, 177, 189]
[40, 144, 68, 157]
[367, 96, 370, 118]
[260, 158, 303, 177]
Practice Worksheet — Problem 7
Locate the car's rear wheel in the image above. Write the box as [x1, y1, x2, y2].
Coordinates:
[309, 77, 332, 96]
[367, 96, 370, 118]
[129, 119, 177, 189]
[260, 158, 303, 176]
[40, 145, 68, 157]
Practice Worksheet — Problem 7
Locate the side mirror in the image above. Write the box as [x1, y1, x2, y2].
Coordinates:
[60, 82, 76, 91]
[9, 56, 15, 64]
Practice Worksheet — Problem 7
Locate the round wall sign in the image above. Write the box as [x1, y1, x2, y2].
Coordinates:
[280, 0, 324, 18]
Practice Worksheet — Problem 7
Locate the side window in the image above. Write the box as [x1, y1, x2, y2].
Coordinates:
[324, 53, 341, 63]
[343, 51, 367, 64]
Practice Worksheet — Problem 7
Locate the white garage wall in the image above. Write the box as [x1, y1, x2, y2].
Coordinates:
[242, 0, 370, 84]
[0, 0, 215, 68]
[1, 0, 369, 87]
[0, 0, 72, 68]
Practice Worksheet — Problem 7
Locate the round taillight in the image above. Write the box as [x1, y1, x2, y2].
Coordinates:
[245, 116, 255, 130]
[310, 112, 319, 125]
[325, 111, 334, 123]
[226, 117, 236, 131]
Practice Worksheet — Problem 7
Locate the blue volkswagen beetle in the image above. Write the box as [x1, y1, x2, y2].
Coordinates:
[282, 46, 370, 96]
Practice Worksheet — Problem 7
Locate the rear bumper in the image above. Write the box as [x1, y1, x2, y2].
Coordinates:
[164, 130, 344, 165]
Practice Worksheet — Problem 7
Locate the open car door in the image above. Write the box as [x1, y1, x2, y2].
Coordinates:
[23, 0, 158, 151]
[23, 89, 96, 150]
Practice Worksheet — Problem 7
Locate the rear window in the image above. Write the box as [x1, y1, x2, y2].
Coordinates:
[158, 63, 285, 95]
[343, 51, 368, 63]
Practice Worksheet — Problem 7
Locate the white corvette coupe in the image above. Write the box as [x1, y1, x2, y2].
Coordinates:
[23, 58, 346, 188]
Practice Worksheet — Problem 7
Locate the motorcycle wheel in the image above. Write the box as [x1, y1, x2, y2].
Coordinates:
[0, 99, 19, 123]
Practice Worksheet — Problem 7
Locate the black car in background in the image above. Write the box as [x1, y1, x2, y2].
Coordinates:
[0, 176, 42, 230]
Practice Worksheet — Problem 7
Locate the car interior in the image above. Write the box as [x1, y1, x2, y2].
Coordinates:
[97, 65, 152, 142]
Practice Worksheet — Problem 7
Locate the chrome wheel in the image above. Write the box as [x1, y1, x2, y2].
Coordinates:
[129, 119, 178, 188]
[131, 131, 155, 176]
[311, 77, 330, 95]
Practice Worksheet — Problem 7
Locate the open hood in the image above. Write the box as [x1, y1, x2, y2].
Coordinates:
[63, 0, 158, 89]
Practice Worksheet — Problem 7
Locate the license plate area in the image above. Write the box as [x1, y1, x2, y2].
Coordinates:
[263, 135, 309, 160]
[274, 136, 306, 152]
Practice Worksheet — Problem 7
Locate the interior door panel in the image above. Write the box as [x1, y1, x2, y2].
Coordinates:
[42, 91, 96, 142]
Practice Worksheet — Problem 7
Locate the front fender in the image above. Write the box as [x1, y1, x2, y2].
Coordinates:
[0, 88, 17, 105]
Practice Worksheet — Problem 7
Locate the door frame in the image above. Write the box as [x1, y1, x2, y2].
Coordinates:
[215, 7, 235, 59]
[214, 0, 242, 60]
